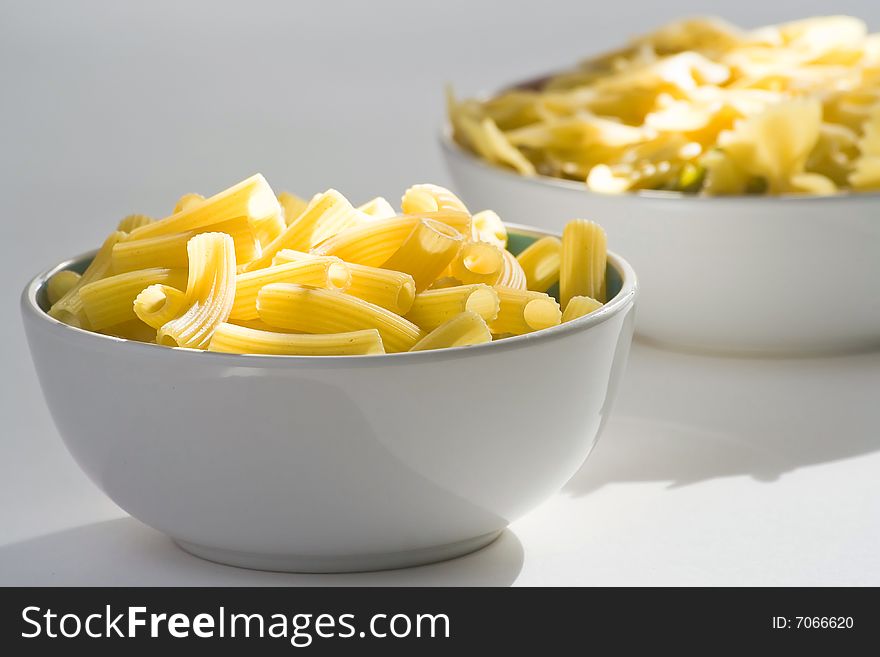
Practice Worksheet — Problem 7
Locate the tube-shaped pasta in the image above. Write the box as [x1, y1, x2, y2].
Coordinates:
[429, 276, 463, 290]
[272, 249, 417, 314]
[134, 284, 189, 329]
[516, 236, 562, 292]
[401, 183, 469, 215]
[497, 248, 527, 289]
[405, 284, 500, 331]
[157, 233, 237, 349]
[380, 218, 463, 291]
[278, 191, 309, 225]
[230, 257, 351, 320]
[448, 241, 504, 285]
[79, 267, 188, 330]
[562, 295, 603, 322]
[242, 189, 361, 271]
[49, 230, 127, 328]
[111, 217, 258, 273]
[173, 193, 204, 214]
[252, 211, 286, 249]
[257, 283, 422, 353]
[227, 318, 302, 333]
[312, 216, 421, 266]
[561, 219, 607, 307]
[357, 196, 397, 219]
[46, 270, 82, 306]
[471, 210, 507, 248]
[117, 214, 154, 232]
[490, 287, 562, 335]
[127, 174, 280, 241]
[208, 323, 385, 356]
[409, 311, 492, 352]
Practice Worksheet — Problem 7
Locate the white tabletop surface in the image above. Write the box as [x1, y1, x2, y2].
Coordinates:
[2, 0, 878, 586]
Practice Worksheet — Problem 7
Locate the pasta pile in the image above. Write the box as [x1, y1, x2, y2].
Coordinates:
[46, 175, 609, 355]
[448, 15, 880, 195]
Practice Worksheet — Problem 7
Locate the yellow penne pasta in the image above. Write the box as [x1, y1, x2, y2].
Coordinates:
[49, 230, 127, 328]
[447, 241, 504, 285]
[173, 193, 205, 214]
[409, 311, 492, 351]
[271, 247, 416, 314]
[562, 295, 604, 322]
[157, 233, 237, 349]
[380, 218, 463, 291]
[278, 191, 309, 225]
[405, 284, 500, 331]
[252, 211, 287, 249]
[401, 183, 469, 215]
[311, 215, 421, 266]
[429, 276, 464, 290]
[490, 287, 562, 335]
[127, 174, 279, 241]
[516, 236, 562, 292]
[230, 257, 351, 320]
[257, 283, 422, 353]
[227, 317, 302, 333]
[357, 196, 397, 219]
[242, 189, 362, 271]
[560, 219, 607, 307]
[79, 267, 188, 330]
[111, 217, 258, 273]
[208, 323, 385, 355]
[133, 284, 189, 329]
[117, 214, 154, 232]
[344, 263, 417, 314]
[471, 210, 508, 248]
[497, 248, 528, 289]
[46, 270, 82, 306]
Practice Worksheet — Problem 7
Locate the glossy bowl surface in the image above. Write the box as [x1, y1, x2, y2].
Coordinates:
[22, 224, 637, 572]
[443, 134, 880, 355]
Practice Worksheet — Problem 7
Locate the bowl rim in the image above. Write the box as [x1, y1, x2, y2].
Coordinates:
[21, 223, 638, 366]
[439, 126, 880, 203]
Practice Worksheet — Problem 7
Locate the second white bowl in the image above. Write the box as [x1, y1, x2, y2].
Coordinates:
[443, 134, 880, 355]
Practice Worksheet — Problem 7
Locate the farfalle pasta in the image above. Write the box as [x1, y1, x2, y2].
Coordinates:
[45, 176, 611, 355]
[448, 16, 880, 195]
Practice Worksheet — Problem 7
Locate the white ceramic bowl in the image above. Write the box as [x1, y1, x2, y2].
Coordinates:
[22, 224, 637, 573]
[442, 134, 880, 355]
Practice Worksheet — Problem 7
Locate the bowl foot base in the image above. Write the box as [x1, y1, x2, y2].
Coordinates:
[174, 530, 504, 573]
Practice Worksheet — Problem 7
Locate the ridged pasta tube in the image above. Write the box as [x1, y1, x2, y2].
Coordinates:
[409, 311, 492, 352]
[560, 219, 607, 307]
[562, 295, 603, 322]
[117, 214, 154, 232]
[471, 210, 507, 248]
[242, 189, 361, 271]
[448, 241, 504, 285]
[401, 183, 469, 215]
[272, 249, 418, 314]
[208, 323, 385, 355]
[405, 284, 500, 331]
[127, 173, 280, 241]
[257, 283, 422, 353]
[79, 267, 188, 330]
[49, 230, 127, 328]
[110, 217, 257, 273]
[381, 218, 463, 291]
[157, 233, 237, 349]
[46, 270, 82, 306]
[516, 236, 562, 292]
[133, 284, 189, 329]
[490, 287, 562, 335]
[311, 216, 421, 267]
[230, 257, 352, 320]
[497, 248, 528, 289]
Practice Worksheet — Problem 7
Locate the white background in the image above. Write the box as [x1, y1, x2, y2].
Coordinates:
[1, 0, 878, 585]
